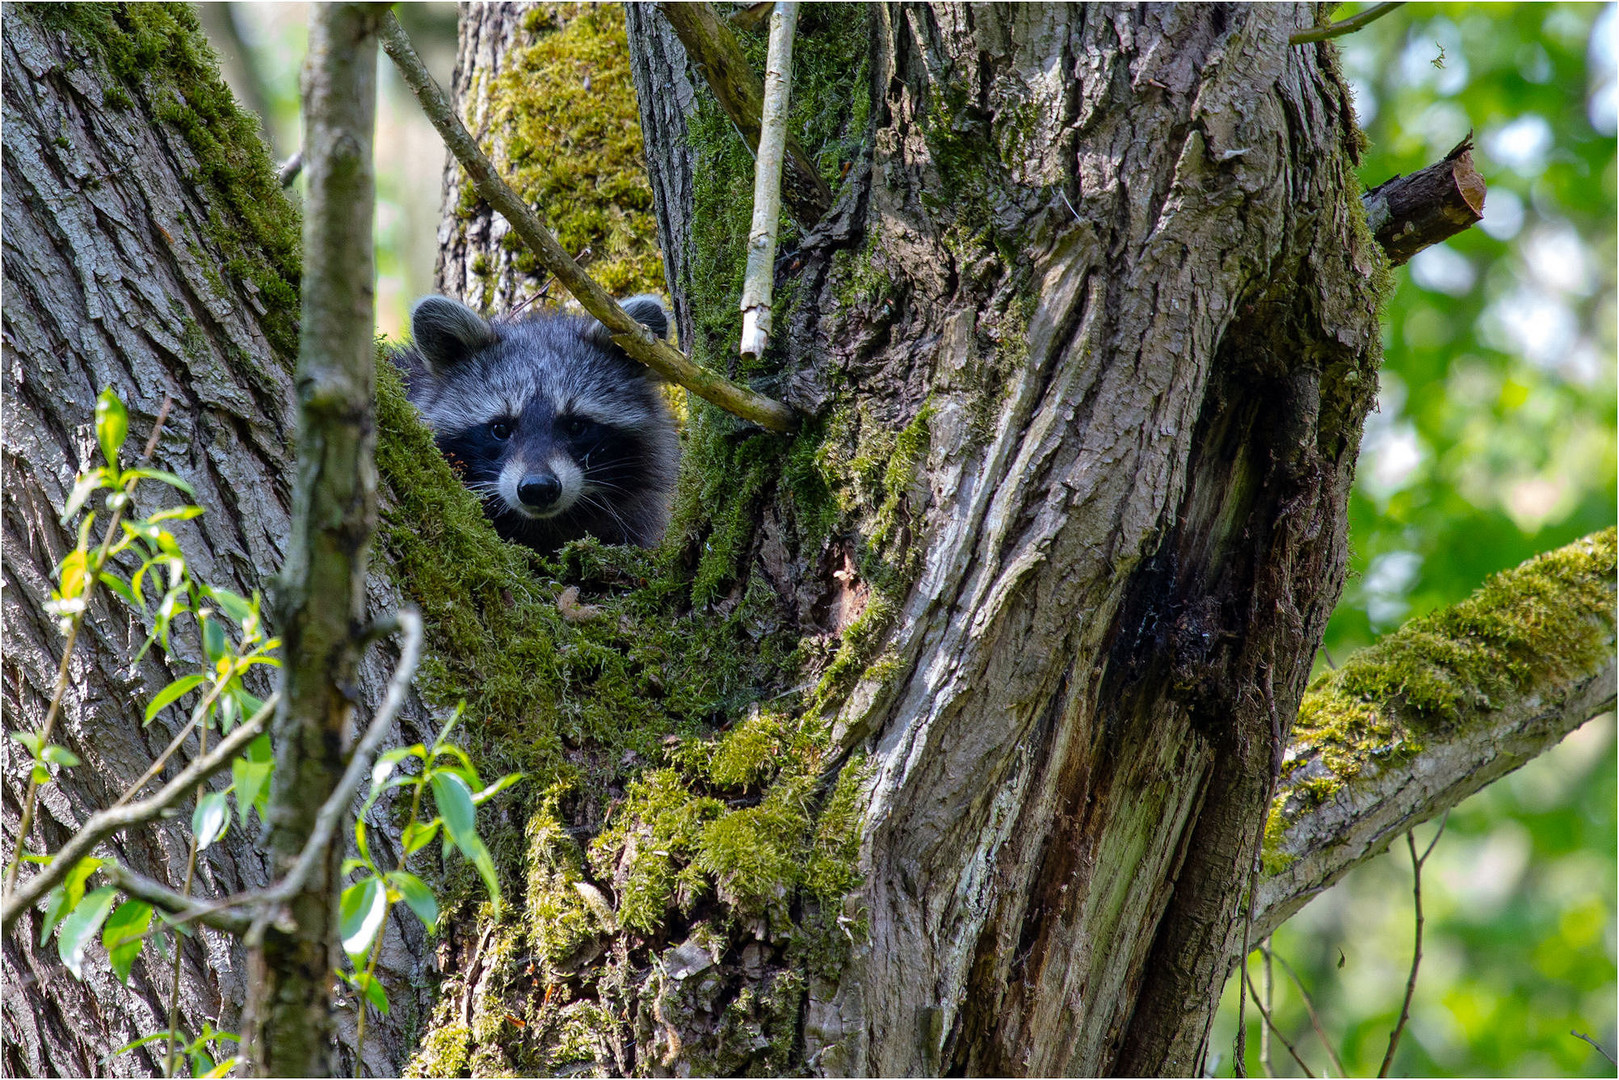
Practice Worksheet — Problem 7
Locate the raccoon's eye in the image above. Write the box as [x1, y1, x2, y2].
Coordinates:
[489, 420, 513, 441]
[559, 415, 588, 439]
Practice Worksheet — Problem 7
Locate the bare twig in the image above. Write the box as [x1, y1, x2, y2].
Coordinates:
[1290, 2, 1404, 45]
[1243, 967, 1318, 1078]
[1260, 938, 1274, 1078]
[1571, 1030, 1618, 1067]
[378, 12, 798, 432]
[1, 696, 276, 934]
[739, 3, 797, 362]
[164, 720, 211, 1079]
[277, 150, 303, 187]
[1272, 951, 1348, 1077]
[1378, 813, 1446, 1077]
[246, 609, 423, 945]
[657, 2, 832, 225]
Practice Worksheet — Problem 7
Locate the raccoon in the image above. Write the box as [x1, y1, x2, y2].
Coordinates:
[391, 294, 680, 555]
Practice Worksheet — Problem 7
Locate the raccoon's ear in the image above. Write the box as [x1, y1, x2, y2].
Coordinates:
[411, 296, 497, 376]
[588, 295, 669, 352]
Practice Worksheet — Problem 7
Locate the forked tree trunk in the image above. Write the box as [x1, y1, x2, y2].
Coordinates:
[444, 3, 1382, 1074]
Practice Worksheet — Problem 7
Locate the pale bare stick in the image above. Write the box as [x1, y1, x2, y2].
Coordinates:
[739, 2, 797, 362]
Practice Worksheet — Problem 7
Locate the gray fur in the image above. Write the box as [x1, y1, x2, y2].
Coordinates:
[391, 295, 679, 553]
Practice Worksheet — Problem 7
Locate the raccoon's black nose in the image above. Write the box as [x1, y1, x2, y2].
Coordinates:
[518, 474, 562, 509]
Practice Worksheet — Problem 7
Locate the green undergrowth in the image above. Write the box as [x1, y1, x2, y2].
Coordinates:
[455, 3, 662, 301]
[1265, 527, 1617, 861]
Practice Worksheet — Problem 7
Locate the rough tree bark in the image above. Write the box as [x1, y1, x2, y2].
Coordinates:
[623, 4, 1385, 1074]
[3, 4, 1611, 1079]
[1, 7, 431, 1075]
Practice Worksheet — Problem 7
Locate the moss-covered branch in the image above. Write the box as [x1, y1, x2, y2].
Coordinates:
[1254, 528, 1617, 937]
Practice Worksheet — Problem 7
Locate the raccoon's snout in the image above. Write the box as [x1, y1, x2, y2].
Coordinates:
[519, 474, 562, 510]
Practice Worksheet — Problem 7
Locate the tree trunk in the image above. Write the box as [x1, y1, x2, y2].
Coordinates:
[1, 7, 432, 1075]
[417, 2, 1380, 1075]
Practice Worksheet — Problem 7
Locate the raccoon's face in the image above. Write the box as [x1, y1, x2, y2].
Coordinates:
[396, 294, 679, 550]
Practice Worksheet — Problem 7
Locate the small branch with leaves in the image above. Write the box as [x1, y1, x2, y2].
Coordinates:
[377, 12, 799, 433]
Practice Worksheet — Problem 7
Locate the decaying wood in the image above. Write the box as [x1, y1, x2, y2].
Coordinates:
[1362, 134, 1486, 265]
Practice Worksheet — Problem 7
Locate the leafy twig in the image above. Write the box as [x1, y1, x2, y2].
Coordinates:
[1289, 2, 1404, 45]
[1378, 812, 1447, 1077]
[377, 13, 798, 433]
[0, 696, 275, 933]
[739, 3, 798, 362]
[247, 610, 424, 944]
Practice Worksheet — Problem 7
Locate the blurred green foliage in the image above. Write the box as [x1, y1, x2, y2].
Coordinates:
[1215, 3, 1617, 1075]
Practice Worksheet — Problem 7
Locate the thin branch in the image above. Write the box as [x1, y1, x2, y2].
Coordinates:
[739, 3, 797, 362]
[1, 696, 276, 934]
[377, 12, 799, 433]
[277, 151, 303, 188]
[1378, 815, 1445, 1077]
[247, 609, 423, 944]
[96, 863, 254, 935]
[1290, 2, 1404, 45]
[1571, 1030, 1618, 1067]
[657, 1, 832, 225]
[1272, 951, 1348, 1077]
[1260, 939, 1274, 1078]
[1242, 967, 1318, 1078]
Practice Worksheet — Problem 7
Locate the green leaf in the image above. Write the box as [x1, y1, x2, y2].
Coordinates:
[401, 818, 439, 856]
[230, 757, 272, 828]
[60, 469, 110, 524]
[42, 744, 81, 768]
[63, 855, 103, 909]
[10, 731, 43, 757]
[102, 900, 153, 983]
[95, 389, 128, 467]
[30, 764, 51, 785]
[148, 504, 205, 523]
[124, 467, 195, 496]
[98, 571, 140, 610]
[40, 885, 69, 946]
[430, 773, 478, 852]
[387, 871, 439, 928]
[348, 969, 390, 1015]
[471, 772, 525, 806]
[339, 877, 387, 963]
[204, 586, 254, 627]
[192, 792, 230, 850]
[58, 886, 119, 978]
[201, 615, 228, 665]
[145, 674, 209, 725]
[198, 1057, 242, 1078]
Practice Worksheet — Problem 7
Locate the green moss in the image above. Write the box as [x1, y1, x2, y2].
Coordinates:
[1279, 528, 1616, 810]
[37, 3, 301, 363]
[474, 3, 664, 297]
[406, 1023, 472, 1078]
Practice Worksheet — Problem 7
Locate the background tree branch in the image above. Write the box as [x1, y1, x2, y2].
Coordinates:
[1256, 528, 1617, 938]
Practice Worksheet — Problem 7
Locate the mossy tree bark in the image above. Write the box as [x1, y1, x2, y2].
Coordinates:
[1, 7, 433, 1075]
